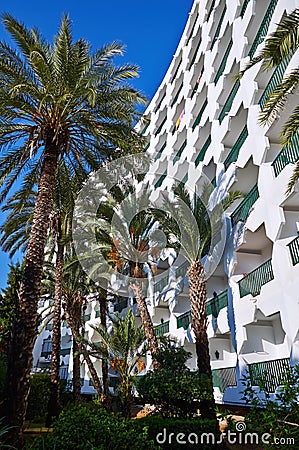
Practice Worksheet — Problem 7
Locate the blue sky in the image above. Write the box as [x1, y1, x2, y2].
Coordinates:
[0, 0, 194, 288]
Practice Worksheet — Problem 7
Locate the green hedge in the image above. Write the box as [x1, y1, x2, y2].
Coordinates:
[31, 404, 157, 450]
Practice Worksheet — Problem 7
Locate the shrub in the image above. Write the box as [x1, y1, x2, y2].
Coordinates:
[241, 365, 299, 448]
[26, 373, 51, 422]
[32, 403, 158, 450]
[137, 370, 212, 418]
[136, 343, 213, 418]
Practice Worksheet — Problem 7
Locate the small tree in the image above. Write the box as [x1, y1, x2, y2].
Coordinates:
[241, 365, 299, 448]
[137, 341, 213, 418]
[90, 309, 145, 417]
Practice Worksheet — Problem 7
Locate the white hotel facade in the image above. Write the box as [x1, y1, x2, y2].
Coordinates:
[33, 0, 299, 405]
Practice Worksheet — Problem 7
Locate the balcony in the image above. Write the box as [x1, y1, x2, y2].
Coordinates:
[287, 235, 299, 266]
[175, 260, 189, 278]
[224, 126, 248, 169]
[240, 0, 250, 18]
[171, 57, 182, 83]
[192, 100, 208, 130]
[214, 40, 233, 84]
[259, 53, 294, 108]
[195, 136, 211, 166]
[248, 358, 291, 393]
[218, 81, 240, 123]
[206, 0, 216, 22]
[153, 274, 169, 294]
[188, 39, 202, 70]
[155, 117, 166, 136]
[206, 289, 228, 317]
[45, 322, 53, 331]
[272, 132, 299, 177]
[171, 83, 183, 107]
[154, 92, 166, 113]
[155, 142, 166, 161]
[83, 313, 91, 322]
[212, 367, 237, 393]
[154, 172, 167, 189]
[231, 184, 259, 227]
[176, 289, 228, 329]
[60, 347, 71, 357]
[177, 310, 192, 330]
[154, 321, 170, 337]
[248, 0, 278, 58]
[114, 298, 128, 313]
[141, 122, 150, 135]
[173, 140, 187, 165]
[238, 258, 274, 298]
[211, 6, 227, 50]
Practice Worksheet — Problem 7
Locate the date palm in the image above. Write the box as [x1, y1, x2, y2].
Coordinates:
[95, 189, 161, 370]
[160, 184, 241, 420]
[62, 258, 106, 403]
[238, 8, 299, 193]
[0, 162, 86, 425]
[90, 309, 145, 418]
[0, 13, 146, 447]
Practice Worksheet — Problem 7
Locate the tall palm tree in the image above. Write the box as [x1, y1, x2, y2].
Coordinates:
[95, 190, 161, 369]
[0, 162, 85, 425]
[45, 164, 83, 425]
[238, 8, 299, 193]
[62, 258, 106, 403]
[160, 184, 241, 420]
[90, 309, 145, 418]
[0, 14, 146, 446]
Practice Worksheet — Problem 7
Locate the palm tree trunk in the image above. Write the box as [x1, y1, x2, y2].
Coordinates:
[72, 338, 81, 403]
[188, 260, 216, 421]
[72, 327, 104, 401]
[99, 295, 109, 396]
[65, 302, 105, 401]
[1, 144, 59, 448]
[131, 282, 160, 370]
[46, 225, 64, 427]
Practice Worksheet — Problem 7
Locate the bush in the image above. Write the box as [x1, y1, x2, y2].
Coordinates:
[26, 373, 51, 422]
[241, 365, 299, 448]
[0, 357, 6, 401]
[32, 403, 158, 450]
[137, 370, 212, 418]
[136, 343, 213, 418]
[134, 416, 221, 450]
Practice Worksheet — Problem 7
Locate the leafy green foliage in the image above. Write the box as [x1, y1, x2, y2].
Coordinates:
[0, 262, 23, 353]
[0, 14, 147, 203]
[31, 403, 157, 450]
[237, 8, 299, 193]
[137, 345, 213, 418]
[241, 365, 299, 448]
[26, 374, 51, 423]
[90, 309, 145, 417]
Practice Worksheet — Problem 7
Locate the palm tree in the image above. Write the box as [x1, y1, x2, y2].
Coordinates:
[160, 184, 241, 420]
[90, 309, 145, 418]
[0, 14, 146, 446]
[0, 163, 85, 425]
[62, 258, 106, 403]
[95, 190, 162, 369]
[238, 8, 299, 193]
